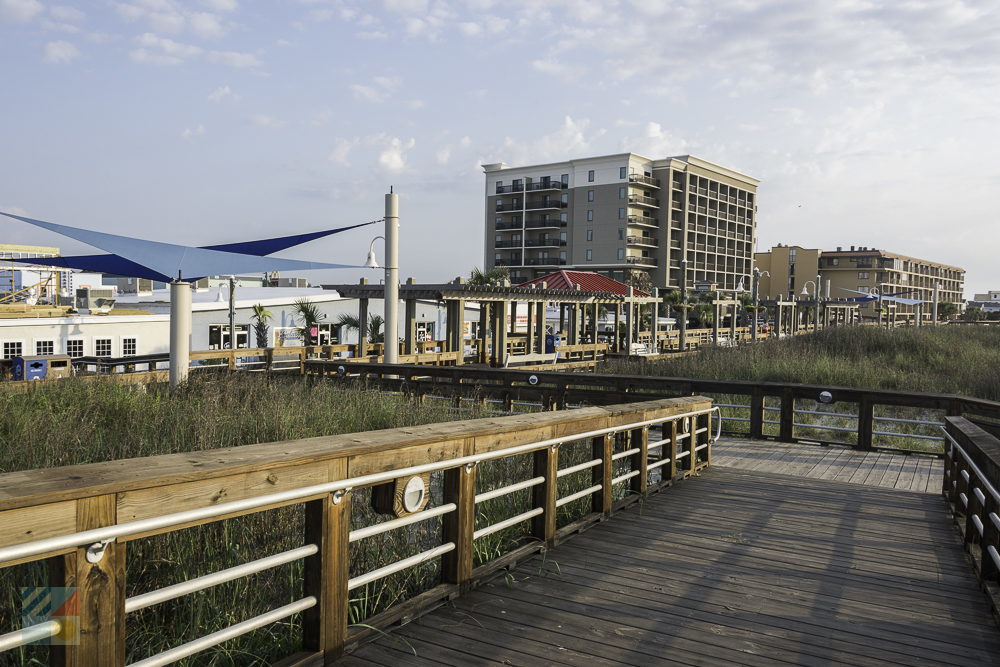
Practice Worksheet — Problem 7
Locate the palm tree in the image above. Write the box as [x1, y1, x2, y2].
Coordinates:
[292, 298, 325, 346]
[335, 313, 385, 343]
[469, 266, 510, 286]
[250, 304, 273, 348]
[692, 302, 715, 328]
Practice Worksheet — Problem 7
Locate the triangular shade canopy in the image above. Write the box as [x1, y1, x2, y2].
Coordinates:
[1, 211, 365, 282]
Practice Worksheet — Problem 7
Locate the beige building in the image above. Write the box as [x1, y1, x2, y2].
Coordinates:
[483, 153, 758, 292]
[755, 244, 965, 322]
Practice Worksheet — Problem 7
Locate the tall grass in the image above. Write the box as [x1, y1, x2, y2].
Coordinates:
[605, 326, 1000, 401]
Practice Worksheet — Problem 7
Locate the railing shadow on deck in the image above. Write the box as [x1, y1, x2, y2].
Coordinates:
[0, 395, 715, 665]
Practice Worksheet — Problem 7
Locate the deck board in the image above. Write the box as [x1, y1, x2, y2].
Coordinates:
[345, 465, 1000, 666]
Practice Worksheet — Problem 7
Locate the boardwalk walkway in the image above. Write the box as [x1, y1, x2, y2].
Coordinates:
[341, 442, 1000, 666]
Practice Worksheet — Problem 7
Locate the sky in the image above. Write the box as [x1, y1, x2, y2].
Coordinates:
[1, 0, 998, 295]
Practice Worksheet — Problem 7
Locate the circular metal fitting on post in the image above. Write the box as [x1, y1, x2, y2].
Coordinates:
[528, 374, 539, 385]
[332, 488, 351, 504]
[337, 365, 347, 375]
[86, 539, 113, 564]
[401, 476, 427, 514]
[818, 390, 834, 404]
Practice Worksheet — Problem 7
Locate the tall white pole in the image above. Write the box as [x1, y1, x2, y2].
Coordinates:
[384, 189, 399, 364]
[932, 282, 940, 324]
[170, 280, 192, 389]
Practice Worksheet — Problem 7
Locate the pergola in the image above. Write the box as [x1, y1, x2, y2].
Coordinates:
[323, 278, 660, 366]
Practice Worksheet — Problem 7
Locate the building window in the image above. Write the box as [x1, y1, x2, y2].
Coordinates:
[559, 251, 567, 261]
[122, 338, 137, 356]
[831, 258, 839, 266]
[620, 166, 627, 179]
[66, 339, 84, 358]
[618, 228, 625, 240]
[495, 181, 503, 193]
[2, 341, 23, 359]
[588, 169, 595, 182]
[617, 248, 625, 260]
[35, 340, 55, 356]
[587, 210, 594, 221]
[586, 249, 593, 261]
[560, 193, 569, 204]
[495, 216, 502, 224]
[512, 179, 522, 189]
[586, 229, 593, 241]
[561, 173, 569, 186]
[618, 208, 625, 220]
[619, 187, 626, 199]
[858, 271, 869, 279]
[560, 231, 567, 241]
[587, 189, 594, 202]
[788, 249, 797, 262]
[95, 338, 113, 357]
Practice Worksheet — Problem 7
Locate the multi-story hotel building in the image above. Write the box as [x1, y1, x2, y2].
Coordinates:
[755, 244, 965, 322]
[482, 154, 759, 292]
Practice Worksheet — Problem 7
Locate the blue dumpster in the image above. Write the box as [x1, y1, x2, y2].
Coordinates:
[12, 356, 49, 381]
[544, 334, 555, 353]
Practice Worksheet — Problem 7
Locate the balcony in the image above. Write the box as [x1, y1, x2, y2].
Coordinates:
[628, 174, 660, 188]
[626, 235, 658, 247]
[525, 200, 567, 211]
[625, 256, 657, 266]
[524, 238, 566, 247]
[494, 240, 522, 249]
[494, 259, 522, 267]
[627, 215, 658, 228]
[494, 203, 522, 212]
[524, 258, 567, 266]
[628, 194, 659, 208]
[525, 219, 567, 229]
[495, 184, 525, 194]
[525, 180, 567, 192]
[494, 220, 523, 231]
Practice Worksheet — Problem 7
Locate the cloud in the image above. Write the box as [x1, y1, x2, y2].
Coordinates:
[491, 116, 601, 166]
[358, 30, 388, 39]
[0, 0, 42, 22]
[43, 41, 80, 64]
[207, 85, 238, 102]
[49, 5, 84, 22]
[116, 1, 231, 37]
[329, 137, 358, 165]
[251, 114, 285, 128]
[201, 0, 237, 11]
[190, 11, 226, 38]
[131, 32, 202, 65]
[328, 133, 415, 172]
[351, 75, 399, 103]
[378, 136, 415, 172]
[181, 124, 206, 138]
[206, 50, 260, 68]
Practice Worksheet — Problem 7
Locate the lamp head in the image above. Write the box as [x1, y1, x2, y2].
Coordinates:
[365, 248, 380, 269]
[736, 279, 745, 292]
[800, 286, 809, 296]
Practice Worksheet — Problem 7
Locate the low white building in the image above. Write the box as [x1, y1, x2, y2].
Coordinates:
[1, 286, 482, 360]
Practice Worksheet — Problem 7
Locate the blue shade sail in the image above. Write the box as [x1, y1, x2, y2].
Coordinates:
[1, 211, 367, 282]
[203, 220, 377, 256]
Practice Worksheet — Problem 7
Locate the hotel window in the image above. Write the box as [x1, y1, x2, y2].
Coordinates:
[587, 210, 594, 221]
[618, 208, 625, 220]
[122, 338, 137, 357]
[586, 249, 593, 261]
[66, 339, 84, 358]
[588, 170, 595, 182]
[2, 342, 22, 359]
[788, 249, 797, 262]
[617, 248, 625, 260]
[831, 258, 839, 266]
[512, 179, 522, 189]
[561, 173, 569, 186]
[586, 229, 593, 241]
[559, 251, 567, 261]
[618, 228, 625, 240]
[858, 272, 869, 279]
[35, 340, 55, 356]
[560, 212, 568, 222]
[620, 166, 627, 179]
[587, 190, 594, 202]
[95, 338, 113, 357]
[619, 187, 626, 199]
[495, 217, 502, 224]
[560, 193, 568, 204]
[495, 181, 503, 193]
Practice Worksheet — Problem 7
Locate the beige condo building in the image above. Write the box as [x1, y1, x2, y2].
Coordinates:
[483, 153, 759, 292]
[755, 244, 965, 322]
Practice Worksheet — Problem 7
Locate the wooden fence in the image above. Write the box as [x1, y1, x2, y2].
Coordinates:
[0, 395, 714, 665]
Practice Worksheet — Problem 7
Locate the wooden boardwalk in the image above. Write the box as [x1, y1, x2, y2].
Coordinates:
[712, 438, 944, 492]
[342, 461, 1000, 666]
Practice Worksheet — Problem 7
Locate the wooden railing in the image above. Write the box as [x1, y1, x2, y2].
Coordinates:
[0, 395, 714, 665]
[943, 417, 1000, 609]
[304, 362, 1000, 456]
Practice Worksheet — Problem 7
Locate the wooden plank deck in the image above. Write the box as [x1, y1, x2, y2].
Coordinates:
[712, 438, 944, 492]
[343, 466, 1000, 666]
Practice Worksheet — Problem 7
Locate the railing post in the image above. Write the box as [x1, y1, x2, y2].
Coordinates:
[982, 493, 999, 580]
[749, 388, 764, 440]
[52, 494, 125, 667]
[302, 461, 350, 661]
[858, 395, 875, 450]
[630, 426, 648, 496]
[779, 389, 795, 442]
[442, 443, 476, 591]
[667, 420, 678, 483]
[532, 444, 558, 545]
[592, 434, 613, 516]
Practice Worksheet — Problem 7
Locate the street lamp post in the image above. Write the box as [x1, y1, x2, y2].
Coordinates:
[800, 280, 820, 332]
[751, 268, 769, 342]
[364, 189, 400, 364]
[227, 276, 237, 350]
[678, 258, 688, 352]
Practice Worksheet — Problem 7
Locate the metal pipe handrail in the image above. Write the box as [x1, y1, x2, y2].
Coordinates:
[556, 485, 603, 508]
[473, 508, 543, 540]
[556, 458, 602, 478]
[475, 477, 545, 504]
[125, 545, 318, 614]
[0, 405, 716, 565]
[0, 620, 62, 652]
[349, 504, 456, 543]
[128, 597, 316, 667]
[348, 543, 455, 591]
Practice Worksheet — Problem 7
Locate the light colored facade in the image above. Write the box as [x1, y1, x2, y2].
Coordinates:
[969, 290, 1000, 313]
[483, 153, 758, 292]
[755, 244, 966, 322]
[0, 243, 64, 300]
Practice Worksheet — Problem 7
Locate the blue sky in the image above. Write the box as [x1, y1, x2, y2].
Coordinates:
[1, 0, 998, 294]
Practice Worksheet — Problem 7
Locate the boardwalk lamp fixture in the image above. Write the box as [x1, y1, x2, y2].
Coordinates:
[0, 210, 377, 388]
[362, 190, 400, 364]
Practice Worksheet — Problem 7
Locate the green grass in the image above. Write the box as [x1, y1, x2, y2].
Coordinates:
[605, 326, 1000, 401]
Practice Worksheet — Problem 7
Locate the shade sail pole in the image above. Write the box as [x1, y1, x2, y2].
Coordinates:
[384, 189, 399, 364]
[170, 280, 192, 389]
